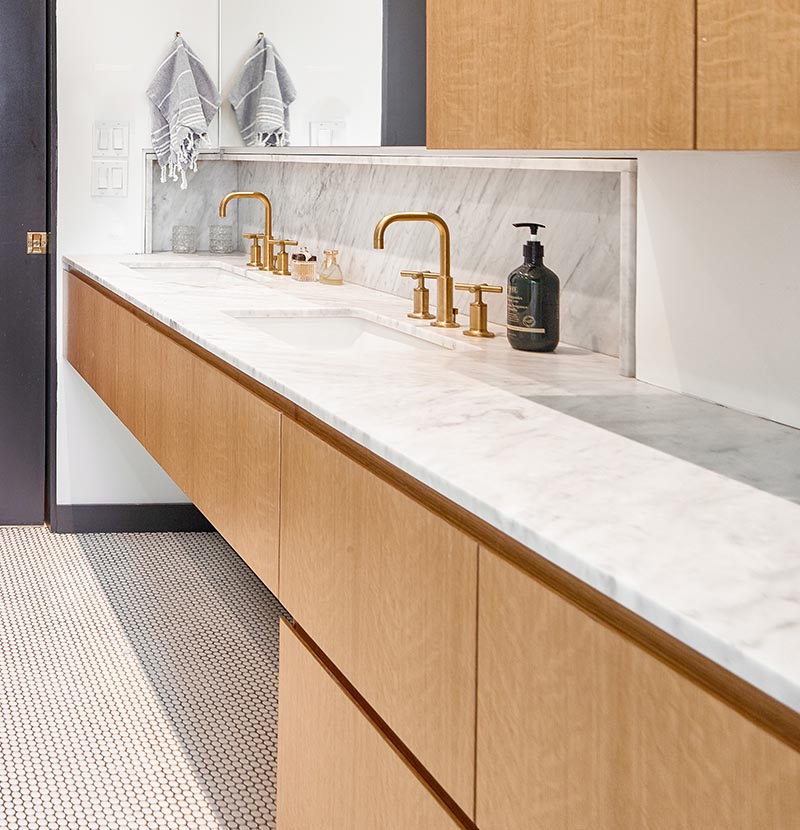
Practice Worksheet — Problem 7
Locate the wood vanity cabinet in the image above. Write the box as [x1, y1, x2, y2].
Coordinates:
[476, 547, 800, 830]
[277, 620, 466, 830]
[697, 0, 800, 149]
[279, 418, 478, 816]
[427, 0, 696, 150]
[66, 272, 282, 592]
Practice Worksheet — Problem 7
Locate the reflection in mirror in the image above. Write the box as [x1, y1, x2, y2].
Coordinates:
[219, 0, 425, 148]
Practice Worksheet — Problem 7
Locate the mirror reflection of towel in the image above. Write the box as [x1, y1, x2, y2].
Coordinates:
[147, 36, 221, 189]
[230, 35, 297, 147]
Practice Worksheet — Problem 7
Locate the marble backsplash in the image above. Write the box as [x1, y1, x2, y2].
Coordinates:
[151, 158, 625, 358]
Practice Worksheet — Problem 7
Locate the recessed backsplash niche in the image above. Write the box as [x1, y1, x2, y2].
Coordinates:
[148, 156, 635, 365]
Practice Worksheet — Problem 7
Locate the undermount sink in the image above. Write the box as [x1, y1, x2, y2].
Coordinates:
[224, 309, 469, 354]
[124, 265, 254, 289]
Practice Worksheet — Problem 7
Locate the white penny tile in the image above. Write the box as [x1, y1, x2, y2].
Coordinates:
[0, 527, 284, 829]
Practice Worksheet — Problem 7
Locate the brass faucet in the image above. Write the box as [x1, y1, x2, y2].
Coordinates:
[373, 212, 459, 328]
[219, 191, 276, 272]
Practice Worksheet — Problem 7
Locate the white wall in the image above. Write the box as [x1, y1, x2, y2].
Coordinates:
[636, 152, 800, 429]
[219, 0, 383, 147]
[56, 0, 220, 505]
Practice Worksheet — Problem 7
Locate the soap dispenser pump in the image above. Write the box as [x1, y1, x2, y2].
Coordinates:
[506, 222, 560, 352]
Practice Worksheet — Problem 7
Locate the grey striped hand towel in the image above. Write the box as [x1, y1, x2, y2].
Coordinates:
[230, 35, 297, 147]
[147, 36, 221, 189]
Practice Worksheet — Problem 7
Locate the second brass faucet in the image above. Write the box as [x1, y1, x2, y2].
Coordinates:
[220, 191, 296, 274]
[373, 212, 459, 328]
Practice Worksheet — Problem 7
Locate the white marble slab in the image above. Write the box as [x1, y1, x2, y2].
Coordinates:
[64, 253, 800, 716]
[146, 152, 632, 368]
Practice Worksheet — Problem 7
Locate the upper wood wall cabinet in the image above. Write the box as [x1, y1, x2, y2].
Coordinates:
[697, 0, 800, 149]
[427, 0, 696, 150]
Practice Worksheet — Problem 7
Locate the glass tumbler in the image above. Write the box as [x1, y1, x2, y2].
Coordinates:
[209, 224, 235, 255]
[172, 225, 197, 254]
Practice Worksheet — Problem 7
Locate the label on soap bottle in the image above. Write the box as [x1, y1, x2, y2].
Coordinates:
[508, 282, 546, 333]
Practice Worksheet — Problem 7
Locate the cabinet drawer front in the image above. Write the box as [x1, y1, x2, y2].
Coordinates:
[277, 621, 464, 830]
[66, 273, 281, 592]
[279, 419, 477, 815]
[476, 547, 800, 830]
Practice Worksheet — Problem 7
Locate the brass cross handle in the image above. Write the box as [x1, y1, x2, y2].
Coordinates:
[400, 270, 437, 320]
[242, 233, 265, 268]
[454, 283, 504, 338]
[271, 239, 299, 276]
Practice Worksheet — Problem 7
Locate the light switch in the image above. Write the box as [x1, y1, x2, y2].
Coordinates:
[93, 121, 129, 158]
[91, 160, 128, 197]
[309, 120, 347, 146]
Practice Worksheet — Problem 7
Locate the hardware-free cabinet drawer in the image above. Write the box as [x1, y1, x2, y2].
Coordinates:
[66, 272, 281, 592]
[277, 620, 465, 830]
[279, 419, 478, 815]
[476, 547, 800, 830]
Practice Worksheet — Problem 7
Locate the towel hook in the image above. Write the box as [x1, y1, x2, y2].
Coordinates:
[175, 31, 181, 38]
[258, 32, 264, 37]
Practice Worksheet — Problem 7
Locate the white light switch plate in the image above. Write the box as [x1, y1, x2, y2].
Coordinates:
[91, 160, 128, 197]
[309, 120, 347, 146]
[93, 121, 129, 158]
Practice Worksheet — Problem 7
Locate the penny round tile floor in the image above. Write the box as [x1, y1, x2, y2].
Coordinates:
[0, 527, 285, 829]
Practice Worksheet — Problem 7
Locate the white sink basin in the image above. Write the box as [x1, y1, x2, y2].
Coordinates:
[225, 309, 468, 354]
[125, 265, 254, 289]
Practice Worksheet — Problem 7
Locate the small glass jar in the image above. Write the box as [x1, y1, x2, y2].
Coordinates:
[172, 225, 197, 254]
[319, 249, 344, 285]
[291, 247, 317, 282]
[208, 224, 235, 255]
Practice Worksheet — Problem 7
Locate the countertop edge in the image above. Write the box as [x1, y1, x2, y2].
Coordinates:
[62, 257, 800, 736]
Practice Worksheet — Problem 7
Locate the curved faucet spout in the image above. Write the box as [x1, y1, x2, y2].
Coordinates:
[373, 211, 451, 279]
[219, 191, 274, 271]
[373, 211, 458, 328]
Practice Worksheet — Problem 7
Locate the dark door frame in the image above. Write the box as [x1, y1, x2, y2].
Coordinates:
[45, 0, 58, 527]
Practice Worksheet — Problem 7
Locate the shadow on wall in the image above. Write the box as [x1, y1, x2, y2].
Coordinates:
[526, 392, 800, 505]
[80, 532, 288, 826]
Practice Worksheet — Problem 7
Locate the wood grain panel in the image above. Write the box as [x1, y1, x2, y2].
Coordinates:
[427, 0, 695, 150]
[697, 0, 800, 148]
[66, 272, 281, 591]
[277, 621, 466, 830]
[279, 418, 478, 815]
[476, 547, 800, 830]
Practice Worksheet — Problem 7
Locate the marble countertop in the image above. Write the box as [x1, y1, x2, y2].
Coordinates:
[64, 253, 800, 714]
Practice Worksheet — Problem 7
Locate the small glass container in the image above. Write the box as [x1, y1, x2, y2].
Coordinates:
[291, 247, 317, 281]
[172, 225, 197, 254]
[208, 224, 235, 255]
[319, 249, 344, 285]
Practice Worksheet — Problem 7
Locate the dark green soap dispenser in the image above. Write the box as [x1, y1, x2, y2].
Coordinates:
[507, 222, 560, 352]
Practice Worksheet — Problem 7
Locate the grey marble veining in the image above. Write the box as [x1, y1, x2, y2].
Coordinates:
[151, 161, 240, 253]
[151, 158, 623, 358]
[65, 253, 800, 715]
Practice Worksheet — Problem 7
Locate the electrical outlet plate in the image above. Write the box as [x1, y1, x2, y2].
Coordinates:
[93, 120, 129, 158]
[91, 160, 128, 197]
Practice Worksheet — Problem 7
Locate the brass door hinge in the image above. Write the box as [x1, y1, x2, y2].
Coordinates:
[27, 231, 49, 255]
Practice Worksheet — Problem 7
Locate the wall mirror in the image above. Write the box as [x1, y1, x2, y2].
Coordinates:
[218, 0, 426, 149]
